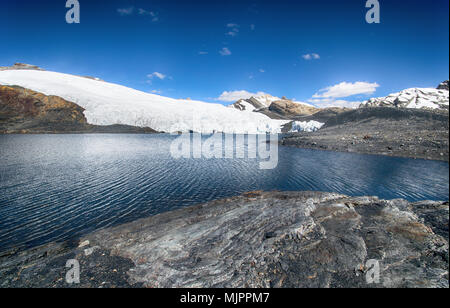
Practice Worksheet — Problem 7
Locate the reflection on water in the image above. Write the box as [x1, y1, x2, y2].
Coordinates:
[0, 134, 448, 251]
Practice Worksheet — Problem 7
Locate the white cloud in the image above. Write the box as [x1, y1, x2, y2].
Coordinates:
[138, 9, 159, 21]
[226, 23, 240, 37]
[308, 98, 363, 108]
[217, 90, 268, 102]
[250, 24, 255, 31]
[147, 72, 166, 80]
[117, 7, 134, 16]
[302, 53, 320, 60]
[219, 47, 232, 56]
[118, 7, 158, 21]
[198, 51, 208, 55]
[150, 89, 162, 94]
[313, 81, 379, 99]
[259, 69, 265, 73]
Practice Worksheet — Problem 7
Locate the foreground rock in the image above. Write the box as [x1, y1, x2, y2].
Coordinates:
[1, 191, 448, 288]
[0, 85, 157, 134]
[282, 107, 449, 161]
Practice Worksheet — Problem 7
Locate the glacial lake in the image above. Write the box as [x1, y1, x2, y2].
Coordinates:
[0, 134, 448, 252]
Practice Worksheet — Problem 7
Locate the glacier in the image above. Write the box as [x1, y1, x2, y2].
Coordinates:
[289, 120, 324, 133]
[0, 70, 292, 134]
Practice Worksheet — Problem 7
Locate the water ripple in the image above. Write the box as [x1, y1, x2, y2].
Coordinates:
[0, 134, 448, 252]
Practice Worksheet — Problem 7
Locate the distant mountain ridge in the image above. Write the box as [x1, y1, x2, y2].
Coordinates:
[0, 63, 44, 71]
[1, 63, 448, 135]
[360, 81, 449, 110]
[229, 95, 319, 117]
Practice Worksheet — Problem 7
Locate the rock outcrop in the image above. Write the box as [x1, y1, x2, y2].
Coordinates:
[229, 95, 321, 121]
[0, 85, 157, 134]
[0, 191, 448, 288]
[0, 63, 44, 71]
[0, 85, 87, 133]
[268, 100, 319, 117]
[361, 82, 449, 110]
[437, 80, 449, 91]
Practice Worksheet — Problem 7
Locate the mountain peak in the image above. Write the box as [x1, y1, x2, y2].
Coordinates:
[437, 80, 449, 91]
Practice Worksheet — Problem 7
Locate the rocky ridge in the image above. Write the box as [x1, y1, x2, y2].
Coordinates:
[0, 63, 44, 71]
[361, 84, 449, 110]
[268, 99, 319, 117]
[282, 107, 449, 161]
[437, 80, 449, 91]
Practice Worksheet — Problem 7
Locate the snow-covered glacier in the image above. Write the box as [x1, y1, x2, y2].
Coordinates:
[0, 70, 291, 134]
[289, 120, 324, 133]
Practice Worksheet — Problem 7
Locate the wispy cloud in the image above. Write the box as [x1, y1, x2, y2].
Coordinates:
[217, 90, 268, 102]
[250, 24, 255, 31]
[117, 7, 159, 21]
[117, 7, 134, 16]
[147, 72, 167, 80]
[302, 53, 320, 60]
[198, 51, 208, 55]
[308, 98, 363, 108]
[219, 47, 232, 56]
[226, 23, 240, 37]
[312, 81, 379, 99]
[259, 69, 265, 73]
[138, 9, 159, 21]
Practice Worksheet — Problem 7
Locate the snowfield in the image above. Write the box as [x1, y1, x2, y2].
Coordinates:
[361, 87, 449, 110]
[0, 70, 295, 134]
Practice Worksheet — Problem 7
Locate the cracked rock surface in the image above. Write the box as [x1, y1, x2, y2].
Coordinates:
[1, 191, 448, 288]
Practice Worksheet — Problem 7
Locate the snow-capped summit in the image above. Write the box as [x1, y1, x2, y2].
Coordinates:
[0, 69, 291, 134]
[361, 83, 449, 110]
[229, 94, 280, 112]
[229, 94, 315, 114]
[248, 94, 281, 108]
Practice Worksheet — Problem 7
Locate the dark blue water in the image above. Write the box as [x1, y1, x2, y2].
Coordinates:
[0, 134, 448, 252]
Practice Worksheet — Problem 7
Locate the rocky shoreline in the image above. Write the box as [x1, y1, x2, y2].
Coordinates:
[1, 191, 448, 288]
[282, 107, 449, 162]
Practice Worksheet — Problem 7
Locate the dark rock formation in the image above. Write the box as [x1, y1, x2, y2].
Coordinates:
[0, 85, 158, 134]
[437, 80, 449, 91]
[282, 107, 449, 161]
[1, 191, 448, 288]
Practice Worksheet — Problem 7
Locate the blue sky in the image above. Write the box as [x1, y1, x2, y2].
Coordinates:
[1, 0, 449, 107]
